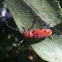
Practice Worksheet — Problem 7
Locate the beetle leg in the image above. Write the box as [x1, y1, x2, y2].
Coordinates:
[22, 18, 38, 31]
[22, 26, 26, 32]
[46, 23, 51, 28]
[49, 35, 52, 39]
[22, 26, 30, 32]
[32, 18, 38, 30]
[41, 23, 51, 29]
[17, 39, 24, 46]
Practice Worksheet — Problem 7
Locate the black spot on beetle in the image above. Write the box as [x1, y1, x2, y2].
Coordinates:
[36, 34, 38, 35]
[44, 30, 46, 32]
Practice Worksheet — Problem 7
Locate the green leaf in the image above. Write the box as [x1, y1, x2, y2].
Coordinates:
[5, 0, 62, 62]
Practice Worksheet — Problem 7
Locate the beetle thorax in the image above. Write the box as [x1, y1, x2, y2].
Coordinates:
[24, 30, 33, 38]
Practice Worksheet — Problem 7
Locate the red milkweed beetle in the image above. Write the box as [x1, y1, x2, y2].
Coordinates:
[6, 19, 52, 46]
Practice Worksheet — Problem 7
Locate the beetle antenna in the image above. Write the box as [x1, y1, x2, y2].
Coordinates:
[6, 22, 23, 33]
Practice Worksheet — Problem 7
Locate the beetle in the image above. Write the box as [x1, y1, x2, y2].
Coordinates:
[22, 20, 52, 40]
[24, 29, 52, 39]
[6, 19, 52, 46]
